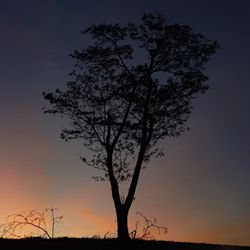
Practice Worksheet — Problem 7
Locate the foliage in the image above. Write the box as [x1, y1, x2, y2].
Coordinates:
[44, 12, 218, 182]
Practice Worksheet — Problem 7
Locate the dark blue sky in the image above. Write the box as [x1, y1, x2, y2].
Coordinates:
[0, 0, 249, 245]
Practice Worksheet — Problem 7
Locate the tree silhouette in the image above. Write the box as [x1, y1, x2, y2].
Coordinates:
[43, 13, 219, 240]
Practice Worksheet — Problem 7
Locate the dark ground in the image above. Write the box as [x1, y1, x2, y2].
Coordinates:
[0, 238, 249, 250]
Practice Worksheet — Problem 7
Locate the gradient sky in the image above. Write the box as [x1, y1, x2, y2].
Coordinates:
[0, 0, 249, 246]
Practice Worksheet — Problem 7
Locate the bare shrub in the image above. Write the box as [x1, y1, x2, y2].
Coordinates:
[0, 208, 63, 238]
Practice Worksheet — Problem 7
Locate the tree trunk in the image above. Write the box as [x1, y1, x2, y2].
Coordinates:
[106, 148, 130, 240]
[116, 206, 130, 240]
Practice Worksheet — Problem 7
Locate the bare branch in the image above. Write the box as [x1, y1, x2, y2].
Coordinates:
[135, 211, 167, 240]
[0, 208, 63, 239]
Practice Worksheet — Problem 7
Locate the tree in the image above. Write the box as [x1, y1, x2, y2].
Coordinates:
[43, 13, 219, 240]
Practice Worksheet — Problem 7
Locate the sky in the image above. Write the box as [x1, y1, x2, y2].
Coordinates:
[0, 0, 249, 246]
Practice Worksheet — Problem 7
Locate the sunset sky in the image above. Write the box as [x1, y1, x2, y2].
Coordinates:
[0, 0, 249, 246]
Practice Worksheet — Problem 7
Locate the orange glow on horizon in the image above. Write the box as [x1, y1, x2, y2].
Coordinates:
[0, 124, 249, 246]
